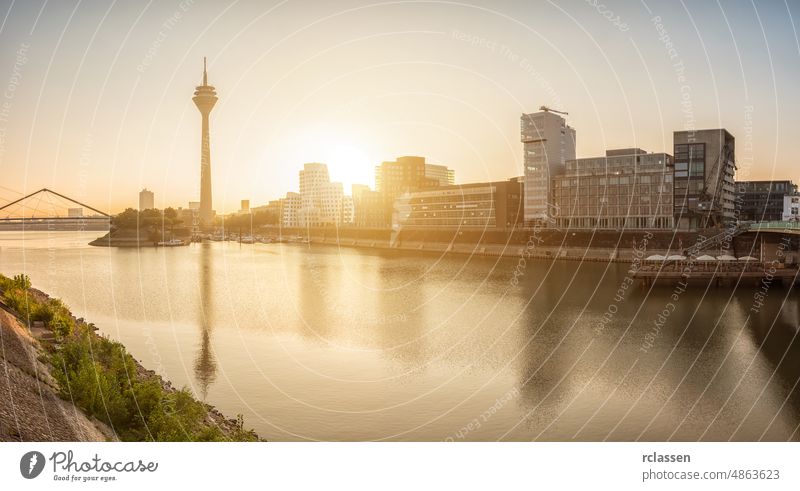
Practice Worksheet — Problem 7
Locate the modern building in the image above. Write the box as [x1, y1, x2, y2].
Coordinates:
[375, 156, 453, 225]
[298, 163, 345, 226]
[520, 109, 576, 225]
[784, 194, 800, 221]
[192, 58, 218, 230]
[395, 178, 523, 231]
[282, 192, 301, 228]
[375, 156, 444, 198]
[352, 184, 386, 228]
[68, 208, 83, 218]
[342, 196, 354, 225]
[735, 180, 797, 222]
[139, 188, 155, 210]
[673, 129, 736, 229]
[552, 149, 674, 230]
[424, 164, 455, 186]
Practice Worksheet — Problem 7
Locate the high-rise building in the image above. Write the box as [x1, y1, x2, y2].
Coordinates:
[375, 156, 450, 223]
[352, 184, 386, 228]
[298, 163, 345, 226]
[375, 156, 442, 198]
[520, 110, 576, 225]
[673, 129, 736, 229]
[552, 149, 674, 230]
[735, 180, 797, 222]
[424, 163, 455, 186]
[342, 196, 354, 225]
[139, 188, 154, 210]
[192, 57, 218, 230]
[282, 192, 301, 228]
[68, 208, 83, 217]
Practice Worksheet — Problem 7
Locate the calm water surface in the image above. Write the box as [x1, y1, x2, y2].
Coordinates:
[1, 231, 799, 441]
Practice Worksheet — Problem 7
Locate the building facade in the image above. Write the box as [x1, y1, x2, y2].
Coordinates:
[735, 180, 797, 222]
[375, 156, 451, 225]
[395, 179, 523, 231]
[375, 156, 444, 199]
[520, 110, 576, 225]
[673, 129, 736, 229]
[552, 149, 674, 230]
[352, 184, 386, 228]
[139, 188, 154, 210]
[298, 163, 345, 226]
[282, 192, 301, 228]
[424, 164, 455, 186]
[784, 194, 800, 221]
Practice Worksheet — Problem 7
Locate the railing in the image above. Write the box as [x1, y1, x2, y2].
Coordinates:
[683, 223, 750, 257]
[749, 221, 800, 231]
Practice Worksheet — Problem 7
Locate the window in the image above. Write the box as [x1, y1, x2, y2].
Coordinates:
[690, 162, 705, 177]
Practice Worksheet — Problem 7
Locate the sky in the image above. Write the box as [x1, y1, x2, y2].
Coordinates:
[0, 0, 798, 214]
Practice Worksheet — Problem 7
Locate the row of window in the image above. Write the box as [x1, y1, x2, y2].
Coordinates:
[403, 218, 497, 227]
[555, 174, 672, 186]
[555, 216, 674, 229]
[556, 194, 673, 205]
[555, 205, 673, 216]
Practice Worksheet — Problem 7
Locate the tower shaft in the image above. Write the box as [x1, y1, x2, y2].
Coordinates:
[199, 112, 212, 227]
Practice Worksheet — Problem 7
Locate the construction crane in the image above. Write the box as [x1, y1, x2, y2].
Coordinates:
[691, 141, 735, 228]
[539, 105, 568, 115]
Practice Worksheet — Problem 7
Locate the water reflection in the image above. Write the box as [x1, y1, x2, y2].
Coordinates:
[1, 232, 799, 441]
[194, 242, 217, 399]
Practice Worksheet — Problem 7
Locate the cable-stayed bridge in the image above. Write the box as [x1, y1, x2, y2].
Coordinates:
[0, 188, 110, 230]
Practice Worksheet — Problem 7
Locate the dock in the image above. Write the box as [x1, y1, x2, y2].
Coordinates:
[633, 263, 799, 287]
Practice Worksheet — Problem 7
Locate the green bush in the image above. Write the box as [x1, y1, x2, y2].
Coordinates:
[3, 288, 33, 319]
[1, 272, 257, 442]
[51, 324, 256, 441]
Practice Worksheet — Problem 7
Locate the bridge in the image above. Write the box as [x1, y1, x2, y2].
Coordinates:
[0, 188, 111, 224]
[747, 221, 800, 235]
[681, 221, 800, 257]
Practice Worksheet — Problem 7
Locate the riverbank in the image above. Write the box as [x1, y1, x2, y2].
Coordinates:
[262, 226, 798, 265]
[88, 224, 799, 266]
[89, 227, 190, 247]
[0, 274, 259, 442]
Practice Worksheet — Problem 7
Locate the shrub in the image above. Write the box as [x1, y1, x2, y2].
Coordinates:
[0, 272, 258, 442]
[12, 274, 31, 290]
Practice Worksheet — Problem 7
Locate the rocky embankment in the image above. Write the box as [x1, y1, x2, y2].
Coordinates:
[0, 306, 112, 441]
[0, 284, 258, 442]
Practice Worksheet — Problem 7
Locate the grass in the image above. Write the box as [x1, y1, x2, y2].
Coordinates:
[0, 273, 258, 442]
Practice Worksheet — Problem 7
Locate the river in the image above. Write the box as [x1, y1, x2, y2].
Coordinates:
[1, 231, 799, 441]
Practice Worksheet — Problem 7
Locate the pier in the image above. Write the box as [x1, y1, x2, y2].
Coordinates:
[634, 260, 800, 287]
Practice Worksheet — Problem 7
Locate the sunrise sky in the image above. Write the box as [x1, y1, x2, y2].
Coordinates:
[0, 0, 798, 214]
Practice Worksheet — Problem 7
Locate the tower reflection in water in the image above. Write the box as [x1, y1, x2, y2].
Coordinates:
[194, 242, 217, 399]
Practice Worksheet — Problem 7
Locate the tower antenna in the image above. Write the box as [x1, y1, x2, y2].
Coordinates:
[203, 57, 207, 85]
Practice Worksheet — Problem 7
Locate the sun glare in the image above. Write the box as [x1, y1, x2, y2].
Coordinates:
[327, 143, 372, 191]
